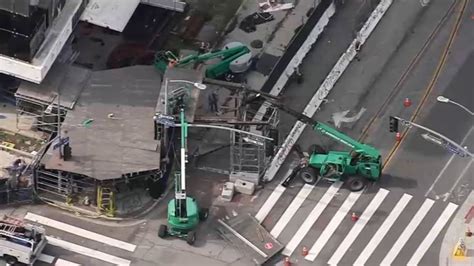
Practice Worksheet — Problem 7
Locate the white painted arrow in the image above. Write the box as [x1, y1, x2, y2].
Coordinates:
[332, 107, 366, 128]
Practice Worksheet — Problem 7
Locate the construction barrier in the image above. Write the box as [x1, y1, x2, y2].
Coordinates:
[253, 0, 335, 125]
[453, 238, 467, 258]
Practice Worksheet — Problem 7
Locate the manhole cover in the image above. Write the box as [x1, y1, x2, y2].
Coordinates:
[251, 40, 263, 49]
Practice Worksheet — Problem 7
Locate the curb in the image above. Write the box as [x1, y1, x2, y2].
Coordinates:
[34, 176, 176, 226]
[440, 191, 474, 265]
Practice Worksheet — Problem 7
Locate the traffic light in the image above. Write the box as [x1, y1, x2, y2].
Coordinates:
[389, 116, 398, 132]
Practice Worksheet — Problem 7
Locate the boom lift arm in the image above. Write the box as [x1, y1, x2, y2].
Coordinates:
[158, 106, 208, 245]
[248, 94, 381, 191]
[154, 45, 251, 79]
[250, 94, 380, 159]
[175, 107, 188, 219]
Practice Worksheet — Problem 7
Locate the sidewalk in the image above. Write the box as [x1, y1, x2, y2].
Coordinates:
[222, 0, 321, 92]
[440, 190, 474, 265]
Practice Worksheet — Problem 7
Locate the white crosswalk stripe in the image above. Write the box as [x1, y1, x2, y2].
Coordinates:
[354, 193, 412, 266]
[281, 182, 342, 256]
[305, 190, 362, 261]
[255, 184, 287, 223]
[47, 236, 131, 266]
[25, 212, 136, 252]
[38, 254, 55, 264]
[270, 184, 314, 238]
[55, 258, 82, 266]
[19, 213, 135, 265]
[256, 177, 459, 266]
[380, 198, 435, 265]
[327, 188, 389, 265]
[407, 202, 458, 265]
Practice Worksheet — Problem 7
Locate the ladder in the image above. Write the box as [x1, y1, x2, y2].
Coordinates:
[97, 186, 115, 217]
[0, 223, 18, 234]
[2, 215, 24, 227]
[0, 216, 24, 235]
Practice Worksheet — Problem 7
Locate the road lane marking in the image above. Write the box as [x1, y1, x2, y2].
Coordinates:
[444, 158, 473, 202]
[38, 254, 55, 263]
[407, 202, 458, 265]
[270, 184, 315, 238]
[425, 126, 473, 197]
[262, 0, 393, 183]
[327, 188, 389, 265]
[382, 0, 469, 170]
[255, 184, 286, 223]
[354, 193, 412, 265]
[55, 259, 82, 266]
[25, 212, 136, 252]
[47, 236, 131, 266]
[380, 198, 434, 265]
[305, 190, 363, 261]
[281, 182, 342, 256]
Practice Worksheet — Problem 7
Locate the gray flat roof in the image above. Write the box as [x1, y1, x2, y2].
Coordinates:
[42, 65, 162, 180]
[15, 63, 91, 109]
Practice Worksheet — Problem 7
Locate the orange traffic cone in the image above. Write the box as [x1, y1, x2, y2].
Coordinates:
[395, 132, 402, 141]
[403, 97, 412, 107]
[283, 256, 291, 266]
[351, 212, 359, 222]
[302, 246, 309, 256]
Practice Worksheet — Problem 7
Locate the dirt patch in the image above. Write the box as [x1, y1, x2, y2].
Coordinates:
[0, 130, 45, 153]
[163, 0, 244, 52]
[188, 0, 244, 32]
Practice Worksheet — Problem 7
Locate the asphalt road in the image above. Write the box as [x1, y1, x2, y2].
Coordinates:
[379, 43, 474, 266]
[252, 0, 473, 265]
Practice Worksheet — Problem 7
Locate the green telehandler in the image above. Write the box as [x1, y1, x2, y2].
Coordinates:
[253, 94, 382, 191]
[158, 108, 208, 245]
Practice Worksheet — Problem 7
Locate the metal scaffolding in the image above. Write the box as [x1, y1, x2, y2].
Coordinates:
[229, 103, 279, 180]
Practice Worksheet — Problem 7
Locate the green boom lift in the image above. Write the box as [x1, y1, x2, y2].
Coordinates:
[154, 43, 251, 79]
[254, 95, 382, 191]
[158, 107, 208, 245]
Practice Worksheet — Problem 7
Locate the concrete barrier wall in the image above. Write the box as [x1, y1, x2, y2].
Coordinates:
[252, 0, 335, 123]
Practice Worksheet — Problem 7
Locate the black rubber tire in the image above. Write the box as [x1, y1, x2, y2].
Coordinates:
[158, 224, 167, 238]
[4, 255, 17, 265]
[186, 231, 196, 245]
[199, 208, 209, 221]
[299, 167, 318, 184]
[347, 176, 367, 192]
[308, 144, 326, 155]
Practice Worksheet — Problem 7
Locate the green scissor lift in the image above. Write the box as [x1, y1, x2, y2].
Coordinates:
[158, 108, 208, 245]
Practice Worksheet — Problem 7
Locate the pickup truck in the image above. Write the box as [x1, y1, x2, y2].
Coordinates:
[0, 216, 47, 265]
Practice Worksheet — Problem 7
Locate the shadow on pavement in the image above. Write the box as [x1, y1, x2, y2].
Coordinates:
[379, 174, 418, 189]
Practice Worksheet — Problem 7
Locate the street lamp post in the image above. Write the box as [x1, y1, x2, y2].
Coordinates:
[437, 96, 473, 116]
[164, 79, 207, 115]
[159, 79, 207, 158]
[393, 115, 472, 158]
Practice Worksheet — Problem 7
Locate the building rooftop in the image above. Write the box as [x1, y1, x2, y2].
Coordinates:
[15, 63, 91, 109]
[42, 65, 162, 180]
[0, 0, 83, 84]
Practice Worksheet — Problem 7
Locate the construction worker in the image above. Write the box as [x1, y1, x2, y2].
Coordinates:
[294, 67, 303, 84]
[208, 89, 219, 114]
[354, 40, 362, 61]
[168, 59, 177, 68]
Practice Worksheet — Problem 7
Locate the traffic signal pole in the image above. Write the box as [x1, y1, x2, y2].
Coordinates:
[391, 116, 472, 158]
